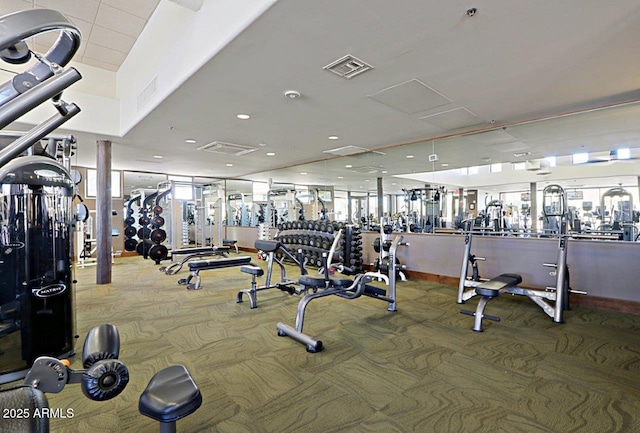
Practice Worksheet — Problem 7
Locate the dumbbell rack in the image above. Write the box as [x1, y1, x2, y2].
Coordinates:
[274, 220, 363, 273]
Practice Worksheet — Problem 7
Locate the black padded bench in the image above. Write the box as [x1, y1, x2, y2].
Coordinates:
[178, 256, 252, 290]
[161, 247, 230, 275]
[254, 239, 281, 253]
[299, 274, 354, 290]
[170, 246, 230, 260]
[139, 364, 201, 433]
[461, 273, 522, 332]
[236, 264, 265, 308]
[222, 239, 238, 254]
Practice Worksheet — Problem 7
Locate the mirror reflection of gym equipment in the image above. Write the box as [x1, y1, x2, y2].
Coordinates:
[403, 186, 446, 233]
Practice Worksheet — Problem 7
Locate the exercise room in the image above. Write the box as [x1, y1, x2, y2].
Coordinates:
[1, 1, 639, 432]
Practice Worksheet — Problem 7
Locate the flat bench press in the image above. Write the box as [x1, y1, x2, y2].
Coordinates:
[160, 246, 230, 275]
[460, 273, 522, 332]
[457, 218, 580, 331]
[170, 246, 229, 260]
[178, 256, 252, 290]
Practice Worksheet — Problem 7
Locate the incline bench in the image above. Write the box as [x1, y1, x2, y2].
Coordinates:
[460, 273, 522, 332]
[178, 256, 252, 290]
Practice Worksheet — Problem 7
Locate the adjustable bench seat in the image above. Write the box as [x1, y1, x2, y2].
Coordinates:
[254, 239, 281, 253]
[298, 275, 354, 290]
[178, 256, 252, 290]
[363, 284, 387, 297]
[240, 264, 264, 277]
[139, 365, 201, 432]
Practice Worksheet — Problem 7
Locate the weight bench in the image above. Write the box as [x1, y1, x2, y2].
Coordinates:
[139, 365, 201, 433]
[276, 271, 389, 353]
[178, 256, 252, 290]
[170, 246, 229, 260]
[222, 239, 239, 254]
[460, 273, 522, 332]
[160, 246, 230, 275]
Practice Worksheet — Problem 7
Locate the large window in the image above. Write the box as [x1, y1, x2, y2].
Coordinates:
[86, 169, 121, 198]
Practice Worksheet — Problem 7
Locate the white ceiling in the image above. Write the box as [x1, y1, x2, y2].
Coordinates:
[5, 0, 640, 194]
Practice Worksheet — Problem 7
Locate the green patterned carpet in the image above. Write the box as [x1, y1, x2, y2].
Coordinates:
[23, 256, 640, 432]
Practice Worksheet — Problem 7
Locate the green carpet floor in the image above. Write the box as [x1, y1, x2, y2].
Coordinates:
[18, 256, 640, 432]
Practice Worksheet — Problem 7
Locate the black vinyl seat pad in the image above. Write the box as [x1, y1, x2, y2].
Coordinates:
[476, 273, 522, 297]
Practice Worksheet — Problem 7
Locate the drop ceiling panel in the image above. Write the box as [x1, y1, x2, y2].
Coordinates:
[82, 57, 119, 72]
[368, 79, 452, 114]
[489, 142, 532, 153]
[464, 129, 519, 145]
[89, 25, 136, 53]
[35, 0, 99, 23]
[420, 107, 485, 130]
[3, 0, 32, 14]
[102, 0, 159, 19]
[84, 43, 127, 65]
[95, 3, 146, 38]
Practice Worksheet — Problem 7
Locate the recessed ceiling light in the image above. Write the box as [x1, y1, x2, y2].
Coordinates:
[226, 163, 233, 167]
[365, 179, 369, 182]
[337, 176, 344, 179]
[381, 170, 388, 174]
[300, 172, 307, 175]
[236, 114, 251, 120]
[328, 136, 339, 140]
[406, 155, 414, 159]
[345, 164, 352, 168]
[359, 186, 363, 188]
[513, 151, 531, 158]
[266, 152, 275, 156]
[441, 163, 449, 167]
[153, 155, 163, 159]
[185, 139, 196, 144]
[392, 183, 397, 185]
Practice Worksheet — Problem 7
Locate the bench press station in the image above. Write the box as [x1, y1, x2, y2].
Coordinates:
[178, 255, 253, 290]
[457, 219, 581, 331]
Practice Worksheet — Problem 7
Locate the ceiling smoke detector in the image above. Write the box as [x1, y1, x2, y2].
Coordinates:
[284, 90, 301, 99]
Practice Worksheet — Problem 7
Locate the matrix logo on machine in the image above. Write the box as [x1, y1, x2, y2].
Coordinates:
[32, 284, 67, 298]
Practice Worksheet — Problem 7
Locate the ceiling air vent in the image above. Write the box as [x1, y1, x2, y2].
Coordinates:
[323, 145, 370, 156]
[323, 54, 373, 79]
[352, 166, 380, 174]
[137, 77, 157, 111]
[198, 141, 259, 156]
